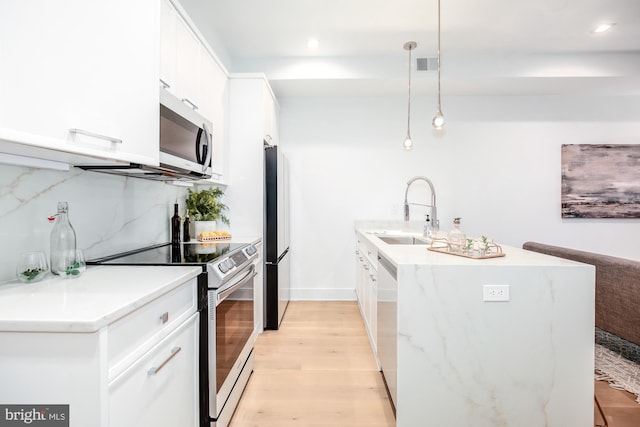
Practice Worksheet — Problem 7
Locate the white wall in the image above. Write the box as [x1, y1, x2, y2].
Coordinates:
[279, 95, 640, 300]
[0, 165, 189, 283]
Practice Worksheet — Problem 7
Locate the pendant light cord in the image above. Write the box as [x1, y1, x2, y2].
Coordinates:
[436, 0, 442, 114]
[403, 41, 417, 149]
[407, 44, 413, 137]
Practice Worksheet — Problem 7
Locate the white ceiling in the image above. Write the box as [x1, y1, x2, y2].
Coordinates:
[180, 0, 640, 97]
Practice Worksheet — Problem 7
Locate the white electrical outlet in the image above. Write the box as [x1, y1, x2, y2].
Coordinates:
[483, 284, 510, 302]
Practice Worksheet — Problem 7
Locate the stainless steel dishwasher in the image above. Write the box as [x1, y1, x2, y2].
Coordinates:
[377, 253, 398, 410]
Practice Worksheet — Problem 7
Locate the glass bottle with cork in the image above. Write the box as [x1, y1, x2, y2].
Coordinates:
[49, 201, 77, 275]
[447, 217, 466, 252]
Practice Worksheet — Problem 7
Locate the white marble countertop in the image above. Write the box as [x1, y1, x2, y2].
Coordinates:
[0, 265, 201, 333]
[356, 225, 588, 269]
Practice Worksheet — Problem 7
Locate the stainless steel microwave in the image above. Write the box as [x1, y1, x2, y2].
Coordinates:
[77, 89, 213, 181]
[159, 89, 212, 179]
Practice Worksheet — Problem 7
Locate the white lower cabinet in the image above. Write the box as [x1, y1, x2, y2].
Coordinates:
[109, 312, 198, 427]
[0, 276, 198, 427]
[254, 241, 264, 331]
[355, 234, 377, 358]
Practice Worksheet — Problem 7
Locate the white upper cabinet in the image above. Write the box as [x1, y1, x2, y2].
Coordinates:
[200, 48, 229, 181]
[159, 0, 178, 94]
[161, 0, 229, 183]
[263, 85, 280, 145]
[160, 0, 198, 108]
[174, 16, 202, 111]
[0, 0, 160, 166]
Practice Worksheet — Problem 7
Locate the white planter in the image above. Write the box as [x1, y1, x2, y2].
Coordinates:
[193, 220, 217, 238]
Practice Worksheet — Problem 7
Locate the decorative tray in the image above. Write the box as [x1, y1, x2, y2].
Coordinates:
[427, 238, 505, 259]
[197, 232, 232, 242]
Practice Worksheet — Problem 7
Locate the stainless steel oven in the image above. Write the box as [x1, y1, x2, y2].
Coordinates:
[88, 241, 259, 427]
[208, 259, 256, 426]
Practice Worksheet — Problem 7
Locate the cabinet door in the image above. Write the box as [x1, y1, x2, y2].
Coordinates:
[109, 313, 199, 427]
[263, 85, 279, 144]
[160, 0, 178, 94]
[368, 268, 378, 350]
[254, 243, 264, 331]
[200, 49, 228, 181]
[0, 0, 159, 166]
[174, 15, 201, 112]
[355, 249, 364, 306]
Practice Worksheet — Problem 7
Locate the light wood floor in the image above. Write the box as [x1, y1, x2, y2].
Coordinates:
[229, 301, 395, 427]
[595, 379, 640, 427]
[229, 301, 640, 427]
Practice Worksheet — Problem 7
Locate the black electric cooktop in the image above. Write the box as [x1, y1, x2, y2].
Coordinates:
[89, 242, 247, 266]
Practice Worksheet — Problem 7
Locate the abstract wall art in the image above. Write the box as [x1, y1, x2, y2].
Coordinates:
[561, 144, 640, 218]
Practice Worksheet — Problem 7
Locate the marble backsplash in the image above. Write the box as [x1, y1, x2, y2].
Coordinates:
[1, 164, 190, 284]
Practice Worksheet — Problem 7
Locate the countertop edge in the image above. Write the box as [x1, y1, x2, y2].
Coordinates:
[0, 265, 202, 333]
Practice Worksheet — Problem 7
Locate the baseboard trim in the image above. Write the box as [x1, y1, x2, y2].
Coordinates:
[289, 288, 356, 301]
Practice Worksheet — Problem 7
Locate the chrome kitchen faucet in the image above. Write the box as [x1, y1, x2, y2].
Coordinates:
[403, 176, 439, 231]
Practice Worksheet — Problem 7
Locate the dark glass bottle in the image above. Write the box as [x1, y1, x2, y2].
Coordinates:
[171, 203, 181, 244]
[183, 210, 191, 242]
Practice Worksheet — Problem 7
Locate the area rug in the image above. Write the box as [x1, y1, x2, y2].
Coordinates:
[595, 343, 640, 404]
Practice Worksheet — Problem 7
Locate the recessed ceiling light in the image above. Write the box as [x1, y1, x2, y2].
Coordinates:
[593, 23, 615, 33]
[307, 38, 319, 49]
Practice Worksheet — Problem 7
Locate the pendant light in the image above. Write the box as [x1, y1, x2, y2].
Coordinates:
[432, 0, 445, 129]
[403, 41, 417, 151]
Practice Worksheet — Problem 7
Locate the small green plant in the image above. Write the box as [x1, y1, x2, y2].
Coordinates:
[20, 268, 45, 282]
[185, 187, 230, 224]
[465, 238, 474, 251]
[65, 262, 83, 276]
[481, 235, 490, 253]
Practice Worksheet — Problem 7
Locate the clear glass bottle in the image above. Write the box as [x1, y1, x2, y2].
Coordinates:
[50, 202, 77, 275]
[423, 214, 434, 238]
[447, 217, 466, 251]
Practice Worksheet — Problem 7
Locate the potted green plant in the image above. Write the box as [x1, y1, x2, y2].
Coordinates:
[185, 187, 230, 238]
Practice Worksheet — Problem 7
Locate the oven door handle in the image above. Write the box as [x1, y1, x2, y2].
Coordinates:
[217, 264, 256, 305]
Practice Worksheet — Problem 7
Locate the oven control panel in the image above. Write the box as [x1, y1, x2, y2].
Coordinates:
[210, 244, 258, 284]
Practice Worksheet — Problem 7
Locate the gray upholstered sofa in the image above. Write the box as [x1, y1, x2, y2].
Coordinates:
[523, 242, 640, 363]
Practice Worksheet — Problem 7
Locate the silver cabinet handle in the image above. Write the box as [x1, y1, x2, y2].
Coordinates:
[181, 98, 198, 110]
[159, 312, 169, 324]
[159, 78, 171, 89]
[69, 128, 122, 144]
[147, 346, 181, 376]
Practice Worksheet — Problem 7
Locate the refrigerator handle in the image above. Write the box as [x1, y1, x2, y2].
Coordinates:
[266, 247, 289, 265]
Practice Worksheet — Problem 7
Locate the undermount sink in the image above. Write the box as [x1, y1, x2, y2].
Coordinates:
[377, 235, 431, 245]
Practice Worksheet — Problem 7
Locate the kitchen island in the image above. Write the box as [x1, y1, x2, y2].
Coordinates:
[355, 223, 595, 427]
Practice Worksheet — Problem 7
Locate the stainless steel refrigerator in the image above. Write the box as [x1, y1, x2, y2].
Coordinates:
[264, 144, 290, 330]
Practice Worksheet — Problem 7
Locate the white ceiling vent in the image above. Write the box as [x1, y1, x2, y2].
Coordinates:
[416, 57, 437, 71]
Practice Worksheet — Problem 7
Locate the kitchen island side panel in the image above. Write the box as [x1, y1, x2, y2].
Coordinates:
[396, 262, 595, 427]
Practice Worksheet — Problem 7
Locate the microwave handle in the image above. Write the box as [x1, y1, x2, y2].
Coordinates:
[200, 122, 212, 174]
